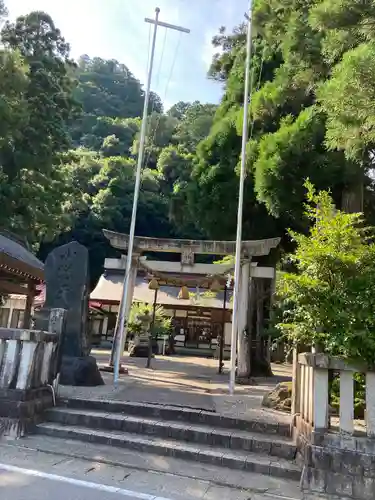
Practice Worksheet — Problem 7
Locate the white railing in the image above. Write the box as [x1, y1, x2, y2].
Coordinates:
[0, 308, 65, 391]
[293, 352, 375, 438]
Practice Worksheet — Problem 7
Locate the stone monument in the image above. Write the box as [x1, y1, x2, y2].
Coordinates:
[35, 241, 103, 386]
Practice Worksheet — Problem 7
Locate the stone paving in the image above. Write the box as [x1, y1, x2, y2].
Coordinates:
[59, 352, 292, 427]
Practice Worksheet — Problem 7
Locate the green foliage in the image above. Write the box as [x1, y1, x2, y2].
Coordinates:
[0, 1, 7, 18]
[100, 135, 124, 157]
[167, 101, 191, 120]
[89, 156, 172, 237]
[318, 42, 375, 159]
[157, 145, 193, 192]
[0, 7, 214, 276]
[70, 55, 160, 149]
[0, 11, 79, 241]
[278, 182, 375, 365]
[172, 101, 217, 152]
[75, 55, 162, 117]
[181, 111, 283, 241]
[77, 116, 141, 153]
[131, 112, 178, 169]
[182, 0, 375, 241]
[128, 302, 172, 338]
[253, 107, 345, 225]
[249, 0, 375, 215]
[208, 25, 247, 82]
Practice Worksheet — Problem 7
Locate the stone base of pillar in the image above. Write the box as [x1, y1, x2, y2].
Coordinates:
[100, 364, 129, 375]
[0, 387, 54, 439]
[235, 376, 257, 386]
[59, 355, 104, 386]
[249, 355, 273, 377]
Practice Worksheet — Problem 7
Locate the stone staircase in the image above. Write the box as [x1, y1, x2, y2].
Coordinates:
[35, 397, 301, 482]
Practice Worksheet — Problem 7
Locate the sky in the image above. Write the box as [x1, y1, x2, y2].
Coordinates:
[8, 0, 249, 110]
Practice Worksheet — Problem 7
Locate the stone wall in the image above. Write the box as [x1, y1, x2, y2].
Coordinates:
[299, 432, 375, 499]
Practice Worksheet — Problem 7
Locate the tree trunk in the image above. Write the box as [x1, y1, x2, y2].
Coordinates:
[342, 167, 364, 213]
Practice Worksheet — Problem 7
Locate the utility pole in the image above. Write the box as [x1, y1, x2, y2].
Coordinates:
[113, 8, 190, 385]
[229, 0, 254, 395]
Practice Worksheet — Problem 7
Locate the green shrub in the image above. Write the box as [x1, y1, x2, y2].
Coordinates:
[128, 302, 172, 339]
[278, 181, 375, 367]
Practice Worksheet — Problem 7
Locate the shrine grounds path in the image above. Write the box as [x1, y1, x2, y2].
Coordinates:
[60, 352, 293, 428]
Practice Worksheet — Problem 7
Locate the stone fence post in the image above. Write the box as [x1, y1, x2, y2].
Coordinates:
[294, 352, 375, 499]
[0, 308, 66, 438]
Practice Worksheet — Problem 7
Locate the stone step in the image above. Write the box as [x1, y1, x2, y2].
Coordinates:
[46, 407, 296, 460]
[60, 397, 291, 437]
[35, 422, 301, 481]
[13, 434, 304, 498]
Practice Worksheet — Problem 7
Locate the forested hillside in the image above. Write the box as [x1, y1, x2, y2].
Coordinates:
[2, 0, 375, 285]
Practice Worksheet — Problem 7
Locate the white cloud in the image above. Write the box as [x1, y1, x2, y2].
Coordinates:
[163, 98, 174, 112]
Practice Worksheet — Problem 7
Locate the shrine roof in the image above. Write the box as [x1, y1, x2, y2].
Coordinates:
[0, 233, 44, 281]
[90, 273, 232, 310]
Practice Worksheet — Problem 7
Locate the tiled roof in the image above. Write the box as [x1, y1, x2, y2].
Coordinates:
[0, 233, 44, 272]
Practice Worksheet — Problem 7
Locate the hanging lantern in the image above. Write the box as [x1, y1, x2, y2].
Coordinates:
[210, 278, 221, 293]
[178, 285, 190, 300]
[148, 277, 159, 291]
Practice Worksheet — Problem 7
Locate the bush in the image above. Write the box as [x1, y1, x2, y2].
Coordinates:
[278, 181, 375, 367]
[128, 302, 172, 339]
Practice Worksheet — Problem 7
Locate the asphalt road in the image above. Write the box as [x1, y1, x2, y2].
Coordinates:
[0, 465, 171, 500]
[0, 440, 303, 500]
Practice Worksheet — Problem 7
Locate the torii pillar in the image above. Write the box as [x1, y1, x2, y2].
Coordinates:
[237, 261, 251, 379]
[108, 254, 139, 368]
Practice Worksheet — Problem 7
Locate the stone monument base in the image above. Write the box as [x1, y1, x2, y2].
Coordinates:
[0, 387, 54, 439]
[128, 340, 158, 358]
[100, 364, 129, 375]
[59, 356, 104, 386]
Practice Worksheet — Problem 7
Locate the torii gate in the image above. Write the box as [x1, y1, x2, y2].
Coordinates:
[103, 229, 280, 378]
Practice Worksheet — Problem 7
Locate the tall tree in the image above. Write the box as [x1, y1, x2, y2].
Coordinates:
[173, 101, 217, 152]
[131, 112, 178, 169]
[209, 24, 247, 82]
[251, 0, 375, 213]
[0, 11, 79, 241]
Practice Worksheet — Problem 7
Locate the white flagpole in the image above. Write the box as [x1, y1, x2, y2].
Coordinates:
[113, 8, 190, 385]
[229, 0, 254, 395]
